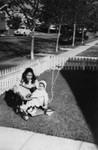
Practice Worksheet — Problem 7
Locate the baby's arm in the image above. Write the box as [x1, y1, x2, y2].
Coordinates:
[34, 79, 39, 88]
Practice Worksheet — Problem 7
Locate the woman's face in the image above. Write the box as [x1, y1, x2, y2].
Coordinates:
[26, 72, 33, 81]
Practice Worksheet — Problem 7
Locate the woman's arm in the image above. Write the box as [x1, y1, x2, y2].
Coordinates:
[19, 83, 30, 90]
[29, 79, 39, 93]
[34, 79, 39, 88]
[20, 79, 39, 92]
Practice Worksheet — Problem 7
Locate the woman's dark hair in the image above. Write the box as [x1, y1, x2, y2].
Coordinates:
[21, 67, 36, 84]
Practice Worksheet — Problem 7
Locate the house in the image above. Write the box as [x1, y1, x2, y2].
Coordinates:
[0, 11, 9, 32]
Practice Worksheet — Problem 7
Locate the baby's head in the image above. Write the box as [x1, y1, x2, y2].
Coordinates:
[38, 80, 47, 90]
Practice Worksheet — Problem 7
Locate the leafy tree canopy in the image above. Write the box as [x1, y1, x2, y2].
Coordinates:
[41, 0, 98, 30]
[0, 0, 98, 30]
[0, 0, 43, 29]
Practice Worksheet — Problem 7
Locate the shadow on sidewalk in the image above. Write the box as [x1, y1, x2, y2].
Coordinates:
[61, 69, 98, 145]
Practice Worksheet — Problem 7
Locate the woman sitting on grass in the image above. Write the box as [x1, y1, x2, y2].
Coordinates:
[13, 67, 49, 120]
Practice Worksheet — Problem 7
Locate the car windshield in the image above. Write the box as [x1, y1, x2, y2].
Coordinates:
[19, 27, 25, 29]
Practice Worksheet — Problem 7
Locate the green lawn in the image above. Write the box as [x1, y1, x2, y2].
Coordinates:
[0, 32, 97, 63]
[0, 33, 62, 62]
[77, 45, 98, 57]
[0, 70, 98, 145]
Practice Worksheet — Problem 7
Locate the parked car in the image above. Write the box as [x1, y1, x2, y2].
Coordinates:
[49, 25, 58, 33]
[14, 26, 32, 36]
[59, 25, 88, 44]
[35, 24, 58, 33]
[35, 24, 48, 33]
[59, 34, 73, 44]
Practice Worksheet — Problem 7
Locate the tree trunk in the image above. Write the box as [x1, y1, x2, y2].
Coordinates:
[81, 28, 84, 44]
[56, 24, 61, 52]
[48, 26, 50, 34]
[72, 22, 76, 47]
[31, 28, 35, 60]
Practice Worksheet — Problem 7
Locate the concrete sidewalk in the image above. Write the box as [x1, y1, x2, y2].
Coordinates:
[59, 39, 98, 59]
[1, 40, 98, 150]
[1, 39, 98, 67]
[0, 127, 98, 150]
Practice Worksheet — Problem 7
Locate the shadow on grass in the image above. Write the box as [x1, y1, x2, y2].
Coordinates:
[60, 69, 98, 145]
[0, 41, 29, 59]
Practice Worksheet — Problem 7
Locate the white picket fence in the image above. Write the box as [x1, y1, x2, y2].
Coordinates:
[65, 56, 98, 71]
[0, 55, 98, 95]
[0, 56, 51, 95]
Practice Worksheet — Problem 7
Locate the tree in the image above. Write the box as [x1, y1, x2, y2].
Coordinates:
[41, 0, 70, 51]
[0, 0, 43, 59]
[70, 0, 94, 44]
[41, 0, 98, 48]
[87, 1, 98, 32]
[1, 0, 98, 54]
[65, 0, 98, 45]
